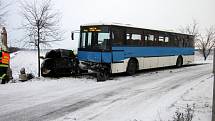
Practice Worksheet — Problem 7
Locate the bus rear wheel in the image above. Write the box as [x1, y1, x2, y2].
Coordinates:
[176, 56, 183, 67]
[126, 59, 137, 76]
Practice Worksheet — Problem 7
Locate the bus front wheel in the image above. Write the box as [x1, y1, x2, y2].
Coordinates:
[97, 70, 110, 82]
[126, 59, 137, 76]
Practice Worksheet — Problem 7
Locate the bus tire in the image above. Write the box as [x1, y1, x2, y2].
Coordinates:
[176, 56, 183, 67]
[97, 70, 110, 82]
[126, 59, 137, 76]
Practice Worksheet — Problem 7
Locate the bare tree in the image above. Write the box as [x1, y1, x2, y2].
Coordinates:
[196, 27, 215, 60]
[0, 0, 10, 25]
[179, 20, 215, 60]
[20, 0, 63, 77]
[178, 20, 200, 42]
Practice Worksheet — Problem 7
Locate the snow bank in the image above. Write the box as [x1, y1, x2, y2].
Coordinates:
[194, 51, 213, 64]
[157, 74, 213, 121]
[10, 50, 47, 79]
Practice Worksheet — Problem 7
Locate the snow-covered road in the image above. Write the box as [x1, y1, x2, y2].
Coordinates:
[0, 51, 213, 121]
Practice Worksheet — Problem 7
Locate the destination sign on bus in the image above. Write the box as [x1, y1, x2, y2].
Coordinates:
[84, 27, 101, 32]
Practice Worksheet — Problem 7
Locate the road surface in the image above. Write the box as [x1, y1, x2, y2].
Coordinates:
[0, 63, 212, 121]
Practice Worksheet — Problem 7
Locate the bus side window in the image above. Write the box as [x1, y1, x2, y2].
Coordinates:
[125, 27, 142, 46]
[183, 38, 187, 47]
[139, 34, 145, 46]
[158, 36, 164, 46]
[159, 36, 164, 42]
[112, 28, 125, 46]
[126, 33, 132, 45]
[173, 36, 178, 47]
[132, 34, 141, 45]
[149, 35, 154, 41]
[186, 35, 192, 47]
[148, 35, 154, 46]
[165, 37, 169, 43]
[126, 33, 131, 40]
[164, 36, 169, 47]
[177, 36, 183, 47]
[188, 36, 194, 47]
[169, 35, 176, 47]
[144, 35, 148, 46]
[126, 33, 141, 46]
[132, 34, 141, 40]
[145, 35, 148, 40]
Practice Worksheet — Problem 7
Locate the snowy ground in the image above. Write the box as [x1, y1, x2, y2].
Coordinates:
[0, 50, 213, 121]
[10, 50, 47, 79]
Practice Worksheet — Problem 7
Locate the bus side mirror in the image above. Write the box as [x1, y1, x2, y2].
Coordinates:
[71, 31, 74, 40]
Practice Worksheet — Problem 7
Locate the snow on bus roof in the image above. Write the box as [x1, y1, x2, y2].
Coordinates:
[81, 22, 133, 27]
[81, 22, 193, 36]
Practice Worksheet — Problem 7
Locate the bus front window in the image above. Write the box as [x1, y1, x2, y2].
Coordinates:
[80, 26, 110, 50]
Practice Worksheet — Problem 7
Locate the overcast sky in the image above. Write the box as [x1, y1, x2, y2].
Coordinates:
[5, 0, 215, 49]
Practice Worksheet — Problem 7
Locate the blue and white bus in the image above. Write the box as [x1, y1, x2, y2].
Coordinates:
[77, 23, 194, 81]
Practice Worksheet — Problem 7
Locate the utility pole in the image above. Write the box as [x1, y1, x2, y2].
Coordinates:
[212, 48, 215, 121]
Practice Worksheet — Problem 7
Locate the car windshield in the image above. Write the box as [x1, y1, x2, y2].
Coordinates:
[80, 26, 110, 50]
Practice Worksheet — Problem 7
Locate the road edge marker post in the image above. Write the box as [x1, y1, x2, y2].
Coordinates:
[212, 48, 215, 121]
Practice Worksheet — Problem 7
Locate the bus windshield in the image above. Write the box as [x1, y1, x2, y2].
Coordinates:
[80, 26, 110, 50]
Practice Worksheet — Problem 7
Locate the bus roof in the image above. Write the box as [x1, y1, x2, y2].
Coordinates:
[81, 22, 193, 36]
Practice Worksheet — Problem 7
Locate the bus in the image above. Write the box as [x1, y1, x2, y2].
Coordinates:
[77, 23, 194, 81]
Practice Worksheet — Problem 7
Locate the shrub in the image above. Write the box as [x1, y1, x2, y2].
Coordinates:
[172, 104, 195, 121]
